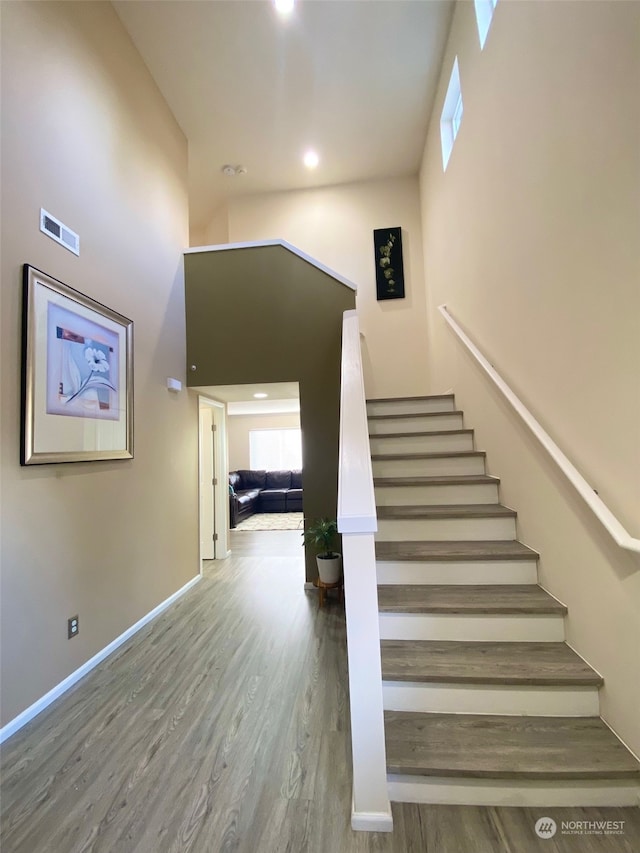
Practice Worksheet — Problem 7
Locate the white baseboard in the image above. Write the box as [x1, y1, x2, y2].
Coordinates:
[351, 801, 393, 832]
[0, 575, 201, 745]
[304, 581, 317, 591]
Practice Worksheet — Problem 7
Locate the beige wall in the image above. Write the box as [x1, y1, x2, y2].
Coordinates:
[0, 1, 198, 726]
[191, 203, 229, 248]
[226, 177, 430, 399]
[227, 412, 301, 472]
[420, 0, 640, 753]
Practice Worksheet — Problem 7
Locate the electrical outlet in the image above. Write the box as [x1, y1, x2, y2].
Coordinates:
[68, 615, 79, 639]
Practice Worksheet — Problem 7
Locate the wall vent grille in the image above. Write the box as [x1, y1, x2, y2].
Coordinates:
[40, 209, 80, 256]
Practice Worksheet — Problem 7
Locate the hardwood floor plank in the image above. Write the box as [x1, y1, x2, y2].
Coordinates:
[377, 504, 516, 519]
[367, 394, 455, 404]
[375, 539, 538, 561]
[368, 409, 464, 421]
[380, 640, 603, 686]
[371, 429, 474, 439]
[377, 584, 567, 614]
[374, 475, 499, 486]
[371, 450, 486, 461]
[385, 712, 640, 779]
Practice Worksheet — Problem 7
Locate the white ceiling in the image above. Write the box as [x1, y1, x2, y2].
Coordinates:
[194, 381, 301, 414]
[194, 380, 300, 403]
[113, 0, 454, 232]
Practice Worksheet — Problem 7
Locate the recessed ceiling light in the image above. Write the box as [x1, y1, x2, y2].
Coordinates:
[274, 0, 294, 14]
[303, 149, 319, 169]
[253, 392, 268, 399]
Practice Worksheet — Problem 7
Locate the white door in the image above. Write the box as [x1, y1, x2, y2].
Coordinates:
[199, 405, 215, 560]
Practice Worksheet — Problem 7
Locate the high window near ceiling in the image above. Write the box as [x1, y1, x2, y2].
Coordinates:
[250, 428, 302, 470]
[475, 0, 498, 49]
[440, 57, 463, 171]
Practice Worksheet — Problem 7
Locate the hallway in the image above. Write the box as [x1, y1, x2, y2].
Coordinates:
[1, 531, 638, 852]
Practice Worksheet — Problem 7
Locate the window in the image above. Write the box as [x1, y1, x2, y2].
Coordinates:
[452, 91, 464, 138]
[474, 0, 497, 50]
[440, 57, 463, 171]
[250, 428, 302, 470]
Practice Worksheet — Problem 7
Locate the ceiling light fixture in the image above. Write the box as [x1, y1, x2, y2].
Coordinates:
[253, 392, 268, 399]
[303, 149, 319, 169]
[274, 0, 295, 14]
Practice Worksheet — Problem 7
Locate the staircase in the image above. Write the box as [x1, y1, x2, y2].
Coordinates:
[367, 393, 640, 807]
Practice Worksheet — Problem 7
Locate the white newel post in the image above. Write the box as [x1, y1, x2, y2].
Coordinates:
[338, 309, 392, 832]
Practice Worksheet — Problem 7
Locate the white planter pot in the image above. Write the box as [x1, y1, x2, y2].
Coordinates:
[316, 553, 342, 584]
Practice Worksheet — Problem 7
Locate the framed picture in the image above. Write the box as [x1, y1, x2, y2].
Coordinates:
[21, 264, 133, 465]
[373, 227, 405, 300]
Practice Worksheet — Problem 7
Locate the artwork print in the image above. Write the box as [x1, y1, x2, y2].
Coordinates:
[47, 303, 120, 420]
[21, 264, 133, 465]
[373, 226, 405, 300]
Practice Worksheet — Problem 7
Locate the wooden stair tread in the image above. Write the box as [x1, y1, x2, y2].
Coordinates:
[374, 475, 499, 487]
[380, 641, 602, 686]
[384, 712, 640, 779]
[377, 584, 566, 614]
[371, 450, 485, 461]
[377, 504, 516, 520]
[375, 540, 538, 561]
[370, 429, 473, 439]
[368, 410, 464, 421]
[367, 394, 454, 404]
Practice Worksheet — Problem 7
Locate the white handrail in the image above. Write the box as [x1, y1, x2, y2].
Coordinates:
[337, 309, 392, 833]
[439, 305, 640, 555]
[338, 311, 377, 534]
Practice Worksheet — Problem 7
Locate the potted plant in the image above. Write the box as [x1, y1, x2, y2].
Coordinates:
[302, 517, 341, 584]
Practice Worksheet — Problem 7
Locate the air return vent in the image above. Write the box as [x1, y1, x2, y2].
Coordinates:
[40, 209, 80, 256]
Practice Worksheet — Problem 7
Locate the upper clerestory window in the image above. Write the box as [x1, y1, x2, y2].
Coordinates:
[474, 0, 498, 49]
[440, 57, 463, 171]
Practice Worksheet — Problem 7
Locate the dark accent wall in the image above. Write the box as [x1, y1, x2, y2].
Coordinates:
[184, 245, 356, 582]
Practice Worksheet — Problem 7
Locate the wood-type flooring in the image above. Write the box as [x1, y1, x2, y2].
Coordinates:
[1, 530, 639, 852]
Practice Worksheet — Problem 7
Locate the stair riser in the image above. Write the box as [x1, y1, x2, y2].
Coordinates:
[387, 777, 640, 807]
[379, 614, 565, 642]
[370, 433, 473, 455]
[369, 414, 464, 435]
[375, 482, 499, 506]
[382, 682, 600, 717]
[367, 398, 455, 417]
[376, 560, 538, 585]
[372, 456, 485, 477]
[376, 516, 516, 542]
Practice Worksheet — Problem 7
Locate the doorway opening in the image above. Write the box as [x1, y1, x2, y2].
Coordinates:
[196, 382, 303, 560]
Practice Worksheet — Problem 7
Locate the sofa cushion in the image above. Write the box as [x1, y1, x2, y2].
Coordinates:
[238, 469, 267, 489]
[229, 471, 241, 490]
[236, 489, 260, 506]
[260, 488, 289, 501]
[260, 490, 288, 512]
[286, 490, 303, 511]
[266, 470, 291, 489]
[290, 470, 303, 489]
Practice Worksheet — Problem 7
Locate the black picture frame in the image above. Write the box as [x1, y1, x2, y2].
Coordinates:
[373, 227, 405, 300]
